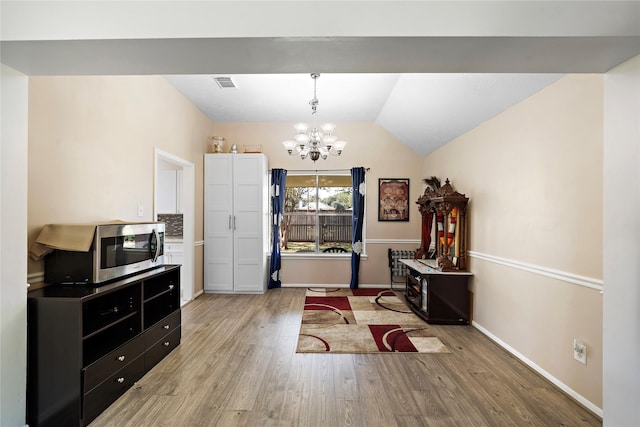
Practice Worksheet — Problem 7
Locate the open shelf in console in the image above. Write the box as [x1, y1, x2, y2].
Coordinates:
[83, 312, 141, 366]
[81, 283, 142, 366]
[83, 283, 141, 336]
[143, 268, 180, 329]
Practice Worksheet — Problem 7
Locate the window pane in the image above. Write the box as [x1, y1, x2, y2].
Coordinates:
[280, 173, 353, 254]
[319, 213, 352, 253]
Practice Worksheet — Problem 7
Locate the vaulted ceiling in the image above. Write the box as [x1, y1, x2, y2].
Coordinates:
[164, 72, 564, 155]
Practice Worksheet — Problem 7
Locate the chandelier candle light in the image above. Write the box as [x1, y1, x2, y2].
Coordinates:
[282, 73, 347, 162]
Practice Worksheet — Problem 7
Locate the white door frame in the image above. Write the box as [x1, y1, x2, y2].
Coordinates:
[154, 148, 195, 305]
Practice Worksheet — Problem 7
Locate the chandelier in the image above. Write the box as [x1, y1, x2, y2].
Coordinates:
[282, 73, 347, 162]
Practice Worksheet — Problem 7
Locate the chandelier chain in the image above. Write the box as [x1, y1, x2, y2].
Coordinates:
[310, 73, 319, 115]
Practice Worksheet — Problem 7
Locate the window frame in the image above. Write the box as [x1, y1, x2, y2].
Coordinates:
[275, 170, 366, 258]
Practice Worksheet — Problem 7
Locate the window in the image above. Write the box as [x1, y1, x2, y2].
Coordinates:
[280, 173, 355, 254]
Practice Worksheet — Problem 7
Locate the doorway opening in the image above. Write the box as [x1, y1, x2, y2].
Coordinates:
[154, 148, 195, 305]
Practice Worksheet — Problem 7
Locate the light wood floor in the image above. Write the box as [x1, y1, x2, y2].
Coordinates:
[91, 288, 602, 427]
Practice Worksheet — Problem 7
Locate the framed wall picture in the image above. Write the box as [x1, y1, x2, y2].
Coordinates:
[378, 178, 410, 221]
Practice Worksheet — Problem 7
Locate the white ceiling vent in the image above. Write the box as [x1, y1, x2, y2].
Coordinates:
[213, 76, 237, 89]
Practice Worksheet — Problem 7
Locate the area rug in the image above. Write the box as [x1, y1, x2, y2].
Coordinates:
[296, 288, 451, 354]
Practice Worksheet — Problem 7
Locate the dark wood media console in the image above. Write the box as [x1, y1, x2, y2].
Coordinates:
[401, 259, 472, 325]
[27, 265, 181, 427]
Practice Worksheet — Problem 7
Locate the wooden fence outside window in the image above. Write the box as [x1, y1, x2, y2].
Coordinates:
[284, 213, 352, 243]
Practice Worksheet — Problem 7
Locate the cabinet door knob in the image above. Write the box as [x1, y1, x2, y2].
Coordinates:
[116, 377, 125, 384]
[163, 341, 170, 347]
[117, 355, 125, 362]
[163, 324, 170, 330]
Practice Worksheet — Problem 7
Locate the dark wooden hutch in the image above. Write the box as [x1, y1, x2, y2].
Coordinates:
[405, 178, 472, 324]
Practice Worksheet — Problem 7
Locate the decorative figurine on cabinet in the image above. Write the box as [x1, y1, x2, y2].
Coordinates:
[416, 178, 469, 272]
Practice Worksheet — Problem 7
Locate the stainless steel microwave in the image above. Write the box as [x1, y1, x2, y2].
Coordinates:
[44, 222, 165, 284]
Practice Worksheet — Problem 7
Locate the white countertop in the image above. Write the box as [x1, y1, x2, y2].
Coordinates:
[400, 259, 473, 276]
[165, 237, 183, 243]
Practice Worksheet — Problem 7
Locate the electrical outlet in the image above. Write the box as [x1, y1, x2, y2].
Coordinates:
[137, 204, 144, 217]
[573, 339, 587, 364]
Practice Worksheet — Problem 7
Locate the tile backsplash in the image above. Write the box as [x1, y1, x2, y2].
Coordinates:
[158, 213, 183, 238]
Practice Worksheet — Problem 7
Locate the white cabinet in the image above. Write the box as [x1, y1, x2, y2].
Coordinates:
[164, 242, 184, 265]
[158, 169, 183, 214]
[204, 154, 268, 293]
[164, 241, 185, 301]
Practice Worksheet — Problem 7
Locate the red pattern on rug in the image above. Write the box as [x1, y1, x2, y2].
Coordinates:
[304, 296, 352, 310]
[368, 324, 419, 352]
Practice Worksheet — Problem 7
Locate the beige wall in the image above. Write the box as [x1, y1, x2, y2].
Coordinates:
[212, 122, 423, 285]
[28, 76, 211, 295]
[423, 74, 604, 409]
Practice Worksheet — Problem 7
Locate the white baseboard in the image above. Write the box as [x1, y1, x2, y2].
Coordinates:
[472, 321, 603, 418]
[282, 283, 393, 289]
[184, 289, 205, 305]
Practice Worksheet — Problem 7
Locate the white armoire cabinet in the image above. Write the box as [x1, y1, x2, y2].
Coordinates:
[204, 153, 268, 293]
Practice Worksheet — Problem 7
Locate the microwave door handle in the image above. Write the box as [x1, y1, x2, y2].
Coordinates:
[151, 228, 161, 262]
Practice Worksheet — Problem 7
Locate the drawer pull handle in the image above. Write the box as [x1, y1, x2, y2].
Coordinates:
[169, 285, 174, 290]
[116, 377, 125, 384]
[117, 355, 125, 362]
[163, 324, 170, 330]
[163, 341, 170, 347]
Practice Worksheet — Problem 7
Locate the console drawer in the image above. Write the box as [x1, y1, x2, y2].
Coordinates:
[83, 333, 145, 394]
[145, 328, 181, 372]
[82, 354, 144, 425]
[144, 309, 181, 347]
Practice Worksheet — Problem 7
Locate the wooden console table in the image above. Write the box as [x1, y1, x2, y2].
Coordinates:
[400, 259, 472, 325]
[27, 265, 181, 426]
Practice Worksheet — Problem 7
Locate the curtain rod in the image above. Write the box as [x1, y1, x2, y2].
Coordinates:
[268, 167, 370, 173]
